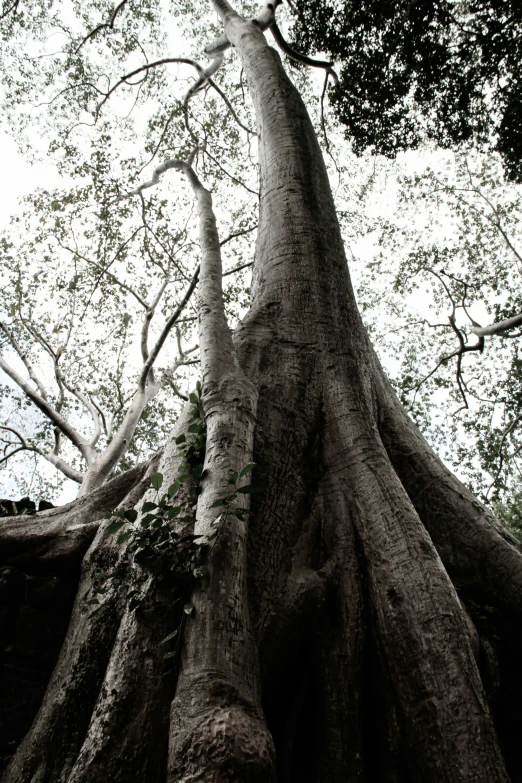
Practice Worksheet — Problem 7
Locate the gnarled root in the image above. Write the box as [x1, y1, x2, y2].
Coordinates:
[169, 675, 276, 783]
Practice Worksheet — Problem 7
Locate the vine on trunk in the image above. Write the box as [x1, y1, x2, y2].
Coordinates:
[85, 383, 207, 616]
[85, 382, 265, 623]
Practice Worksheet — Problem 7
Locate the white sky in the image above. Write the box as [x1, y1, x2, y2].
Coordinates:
[0, 129, 63, 227]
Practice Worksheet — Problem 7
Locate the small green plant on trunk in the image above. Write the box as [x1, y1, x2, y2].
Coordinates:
[85, 381, 265, 615]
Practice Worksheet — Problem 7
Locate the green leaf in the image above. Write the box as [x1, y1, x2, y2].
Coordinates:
[189, 392, 199, 404]
[142, 501, 157, 512]
[209, 498, 228, 508]
[151, 472, 164, 491]
[178, 473, 191, 483]
[188, 422, 203, 434]
[163, 650, 176, 659]
[167, 506, 181, 519]
[123, 508, 138, 522]
[196, 380, 202, 394]
[107, 509, 124, 519]
[168, 480, 180, 498]
[175, 434, 186, 444]
[239, 462, 256, 477]
[117, 531, 133, 544]
[183, 602, 195, 616]
[106, 519, 126, 535]
[160, 628, 179, 645]
[192, 464, 204, 480]
[237, 483, 268, 494]
[228, 470, 239, 485]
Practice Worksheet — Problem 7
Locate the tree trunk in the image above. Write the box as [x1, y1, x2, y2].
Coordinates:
[2, 8, 522, 782]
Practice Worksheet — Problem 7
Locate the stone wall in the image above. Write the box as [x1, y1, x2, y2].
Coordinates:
[0, 563, 78, 774]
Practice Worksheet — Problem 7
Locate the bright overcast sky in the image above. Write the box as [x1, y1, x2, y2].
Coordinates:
[0, 128, 63, 229]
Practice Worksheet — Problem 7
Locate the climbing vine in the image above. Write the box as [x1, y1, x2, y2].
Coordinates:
[85, 383, 207, 615]
[85, 382, 265, 618]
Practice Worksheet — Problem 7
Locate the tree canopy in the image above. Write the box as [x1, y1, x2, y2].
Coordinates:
[353, 150, 522, 509]
[291, 0, 522, 181]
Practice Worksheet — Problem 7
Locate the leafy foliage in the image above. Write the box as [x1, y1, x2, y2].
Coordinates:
[86, 381, 266, 616]
[352, 151, 522, 502]
[0, 0, 261, 498]
[86, 383, 207, 614]
[291, 0, 522, 181]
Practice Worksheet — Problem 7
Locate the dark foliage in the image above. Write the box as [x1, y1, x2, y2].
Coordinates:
[291, 0, 522, 180]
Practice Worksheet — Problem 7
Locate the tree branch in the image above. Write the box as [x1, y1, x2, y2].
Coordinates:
[97, 58, 206, 113]
[269, 21, 339, 85]
[205, 0, 283, 55]
[471, 313, 522, 337]
[0, 425, 84, 483]
[219, 224, 258, 247]
[208, 78, 255, 135]
[74, 0, 130, 53]
[0, 355, 95, 463]
[0, 321, 49, 399]
[0, 0, 20, 21]
[139, 266, 200, 389]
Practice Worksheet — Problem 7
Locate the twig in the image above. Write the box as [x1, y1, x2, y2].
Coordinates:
[0, 0, 20, 21]
[220, 224, 258, 247]
[223, 261, 253, 277]
[139, 266, 200, 389]
[75, 0, 130, 53]
[269, 22, 339, 86]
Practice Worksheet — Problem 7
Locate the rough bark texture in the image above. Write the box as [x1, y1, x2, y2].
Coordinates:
[2, 8, 522, 783]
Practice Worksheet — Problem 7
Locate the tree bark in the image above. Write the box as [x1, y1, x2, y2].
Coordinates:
[2, 8, 522, 783]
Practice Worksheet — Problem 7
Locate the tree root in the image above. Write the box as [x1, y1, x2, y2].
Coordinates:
[0, 460, 154, 569]
[374, 363, 522, 612]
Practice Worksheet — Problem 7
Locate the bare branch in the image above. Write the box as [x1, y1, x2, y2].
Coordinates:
[208, 78, 256, 135]
[269, 22, 339, 86]
[185, 53, 224, 102]
[0, 355, 95, 463]
[448, 315, 471, 410]
[75, 0, 130, 53]
[139, 266, 200, 390]
[81, 226, 145, 317]
[471, 313, 522, 337]
[89, 395, 108, 436]
[162, 378, 189, 401]
[0, 0, 20, 21]
[0, 321, 49, 399]
[204, 147, 259, 196]
[59, 241, 149, 309]
[120, 149, 198, 200]
[98, 58, 205, 113]
[223, 261, 253, 277]
[0, 425, 84, 483]
[0, 445, 25, 464]
[220, 224, 258, 247]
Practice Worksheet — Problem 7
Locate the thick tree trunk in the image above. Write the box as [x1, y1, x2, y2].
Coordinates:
[2, 7, 522, 782]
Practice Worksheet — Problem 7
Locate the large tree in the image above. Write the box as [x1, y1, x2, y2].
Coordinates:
[2, 1, 522, 782]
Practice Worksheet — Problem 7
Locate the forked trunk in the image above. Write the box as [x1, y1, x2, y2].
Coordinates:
[2, 8, 522, 783]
